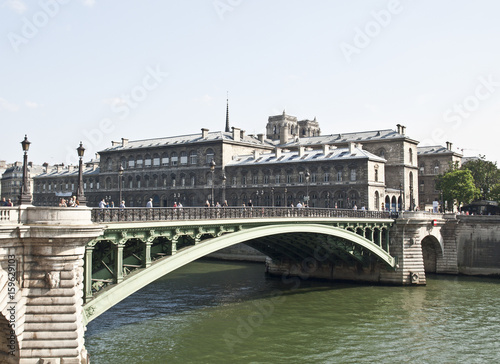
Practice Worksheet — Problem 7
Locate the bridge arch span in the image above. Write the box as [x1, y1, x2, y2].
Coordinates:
[83, 223, 395, 324]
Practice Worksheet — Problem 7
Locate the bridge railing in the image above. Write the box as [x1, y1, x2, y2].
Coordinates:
[0, 207, 19, 224]
[91, 206, 391, 223]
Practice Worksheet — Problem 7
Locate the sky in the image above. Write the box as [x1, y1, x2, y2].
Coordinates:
[1, 0, 500, 166]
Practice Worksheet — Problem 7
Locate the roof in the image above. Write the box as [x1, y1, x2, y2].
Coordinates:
[99, 131, 274, 154]
[279, 128, 414, 147]
[226, 146, 385, 167]
[36, 166, 100, 179]
[418, 145, 462, 156]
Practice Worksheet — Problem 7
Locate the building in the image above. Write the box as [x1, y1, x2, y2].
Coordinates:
[1, 161, 50, 205]
[33, 111, 421, 211]
[417, 142, 462, 211]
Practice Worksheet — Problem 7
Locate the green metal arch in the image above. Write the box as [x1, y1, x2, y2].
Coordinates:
[83, 223, 395, 324]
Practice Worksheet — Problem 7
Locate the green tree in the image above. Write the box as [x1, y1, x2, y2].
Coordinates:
[437, 169, 479, 210]
[462, 156, 500, 200]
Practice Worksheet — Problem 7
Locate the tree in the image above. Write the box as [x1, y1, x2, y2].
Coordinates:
[437, 169, 479, 210]
[462, 156, 500, 200]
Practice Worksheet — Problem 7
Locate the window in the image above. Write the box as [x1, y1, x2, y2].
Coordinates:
[419, 164, 425, 175]
[206, 148, 214, 164]
[162, 153, 169, 166]
[275, 175, 281, 184]
[242, 176, 247, 185]
[189, 151, 197, 165]
[191, 176, 195, 186]
[409, 148, 413, 165]
[171, 152, 178, 166]
[136, 157, 143, 168]
[128, 158, 135, 168]
[253, 175, 258, 185]
[153, 155, 160, 166]
[232, 176, 237, 186]
[287, 175, 292, 183]
[264, 175, 269, 184]
[298, 173, 303, 183]
[337, 171, 342, 182]
[180, 151, 188, 165]
[136, 176, 141, 188]
[181, 177, 185, 187]
[375, 168, 379, 182]
[324, 173, 330, 182]
[350, 169, 356, 181]
[145, 155, 152, 167]
[311, 173, 317, 183]
[433, 165, 439, 175]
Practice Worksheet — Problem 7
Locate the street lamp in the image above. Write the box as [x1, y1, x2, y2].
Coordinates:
[271, 187, 274, 207]
[210, 159, 216, 207]
[305, 171, 310, 206]
[284, 187, 287, 207]
[19, 135, 32, 205]
[76, 142, 87, 206]
[119, 165, 124, 206]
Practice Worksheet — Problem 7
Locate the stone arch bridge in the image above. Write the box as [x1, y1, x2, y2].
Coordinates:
[0, 206, 458, 363]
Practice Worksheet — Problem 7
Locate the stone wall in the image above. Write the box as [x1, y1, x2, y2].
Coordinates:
[454, 216, 500, 275]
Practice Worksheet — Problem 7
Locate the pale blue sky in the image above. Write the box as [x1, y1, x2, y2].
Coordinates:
[1, 0, 499, 165]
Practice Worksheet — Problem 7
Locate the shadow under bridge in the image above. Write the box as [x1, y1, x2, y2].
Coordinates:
[83, 219, 394, 324]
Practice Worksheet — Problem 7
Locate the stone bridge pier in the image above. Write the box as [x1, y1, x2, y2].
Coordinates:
[0, 207, 103, 364]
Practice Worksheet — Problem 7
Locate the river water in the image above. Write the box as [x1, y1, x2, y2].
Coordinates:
[86, 260, 500, 363]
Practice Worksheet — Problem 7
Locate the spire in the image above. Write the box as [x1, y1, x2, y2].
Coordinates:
[225, 92, 230, 133]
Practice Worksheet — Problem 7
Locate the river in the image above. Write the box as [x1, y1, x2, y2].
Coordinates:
[86, 260, 500, 363]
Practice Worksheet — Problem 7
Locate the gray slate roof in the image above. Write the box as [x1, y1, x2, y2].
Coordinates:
[100, 131, 274, 153]
[227, 146, 385, 167]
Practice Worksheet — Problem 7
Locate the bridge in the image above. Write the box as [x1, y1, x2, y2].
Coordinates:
[2, 205, 490, 363]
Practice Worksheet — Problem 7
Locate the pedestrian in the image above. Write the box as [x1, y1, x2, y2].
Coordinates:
[2, 197, 7, 206]
[59, 198, 67, 207]
[99, 199, 106, 208]
[120, 200, 126, 208]
[205, 200, 210, 207]
[248, 199, 253, 207]
[222, 200, 228, 207]
[146, 198, 153, 208]
[6, 199, 13, 207]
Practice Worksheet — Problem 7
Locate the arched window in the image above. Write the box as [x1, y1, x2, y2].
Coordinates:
[128, 156, 135, 169]
[409, 148, 413, 165]
[136, 155, 143, 168]
[162, 152, 169, 166]
[180, 151, 188, 165]
[171, 152, 178, 166]
[374, 191, 380, 211]
[189, 151, 198, 165]
[144, 154, 152, 167]
[374, 166, 379, 182]
[153, 154, 160, 167]
[136, 176, 141, 188]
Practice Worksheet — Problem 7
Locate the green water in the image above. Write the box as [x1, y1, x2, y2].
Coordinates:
[86, 261, 500, 363]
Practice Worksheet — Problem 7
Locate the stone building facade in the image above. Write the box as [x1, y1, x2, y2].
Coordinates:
[1, 161, 50, 205]
[417, 142, 462, 211]
[32, 112, 423, 210]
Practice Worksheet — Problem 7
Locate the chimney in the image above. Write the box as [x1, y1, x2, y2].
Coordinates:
[257, 133, 265, 142]
[232, 127, 241, 141]
[396, 124, 402, 134]
[56, 164, 63, 173]
[122, 138, 129, 147]
[401, 125, 406, 135]
[68, 165, 74, 172]
[253, 150, 260, 159]
[240, 130, 245, 139]
[448, 142, 453, 151]
[323, 144, 329, 154]
[357, 143, 363, 150]
[201, 128, 209, 139]
[275, 147, 282, 159]
[348, 142, 356, 154]
[299, 145, 305, 157]
[112, 141, 120, 146]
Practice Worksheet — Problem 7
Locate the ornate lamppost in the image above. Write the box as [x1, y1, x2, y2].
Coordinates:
[210, 159, 216, 207]
[19, 135, 32, 205]
[76, 142, 87, 206]
[119, 165, 124, 205]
